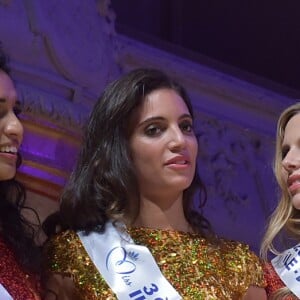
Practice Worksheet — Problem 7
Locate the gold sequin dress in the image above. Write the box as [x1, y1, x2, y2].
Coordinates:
[44, 227, 265, 300]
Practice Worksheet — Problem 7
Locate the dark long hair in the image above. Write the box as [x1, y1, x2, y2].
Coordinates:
[57, 68, 213, 238]
[0, 44, 41, 275]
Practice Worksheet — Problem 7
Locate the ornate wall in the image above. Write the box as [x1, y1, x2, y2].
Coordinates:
[116, 36, 295, 251]
[0, 0, 120, 222]
[0, 0, 295, 251]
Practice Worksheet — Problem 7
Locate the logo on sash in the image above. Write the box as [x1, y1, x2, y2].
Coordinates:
[78, 222, 182, 300]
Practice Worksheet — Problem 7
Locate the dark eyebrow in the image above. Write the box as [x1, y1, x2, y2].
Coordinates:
[0, 98, 6, 103]
[179, 113, 193, 121]
[138, 113, 192, 128]
[138, 116, 164, 128]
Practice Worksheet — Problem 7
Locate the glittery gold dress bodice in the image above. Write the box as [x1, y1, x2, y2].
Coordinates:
[44, 228, 265, 300]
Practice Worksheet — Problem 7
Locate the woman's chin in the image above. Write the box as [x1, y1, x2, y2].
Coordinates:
[0, 167, 16, 181]
[292, 193, 300, 210]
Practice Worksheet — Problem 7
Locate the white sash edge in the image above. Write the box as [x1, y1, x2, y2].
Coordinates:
[271, 243, 300, 297]
[77, 222, 182, 300]
[0, 284, 13, 300]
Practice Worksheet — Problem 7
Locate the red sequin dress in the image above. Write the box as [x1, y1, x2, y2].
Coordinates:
[0, 236, 40, 300]
[264, 262, 296, 299]
[45, 228, 266, 299]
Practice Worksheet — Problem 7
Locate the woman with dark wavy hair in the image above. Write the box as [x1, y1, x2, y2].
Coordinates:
[0, 44, 41, 299]
[44, 68, 266, 299]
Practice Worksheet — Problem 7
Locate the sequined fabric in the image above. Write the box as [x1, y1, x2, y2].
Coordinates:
[0, 236, 40, 300]
[264, 262, 296, 299]
[45, 228, 265, 300]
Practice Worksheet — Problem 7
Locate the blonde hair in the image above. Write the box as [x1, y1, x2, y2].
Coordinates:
[261, 102, 300, 299]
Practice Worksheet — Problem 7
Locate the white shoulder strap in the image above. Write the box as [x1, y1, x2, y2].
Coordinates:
[271, 243, 300, 298]
[0, 284, 13, 300]
[77, 222, 182, 300]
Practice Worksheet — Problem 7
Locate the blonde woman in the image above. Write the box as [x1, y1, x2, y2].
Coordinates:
[261, 102, 300, 299]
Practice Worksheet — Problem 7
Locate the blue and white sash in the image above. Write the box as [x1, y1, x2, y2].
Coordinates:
[77, 222, 182, 300]
[0, 284, 13, 300]
[272, 243, 300, 297]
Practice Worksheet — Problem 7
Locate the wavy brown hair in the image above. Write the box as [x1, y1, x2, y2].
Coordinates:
[55, 68, 213, 239]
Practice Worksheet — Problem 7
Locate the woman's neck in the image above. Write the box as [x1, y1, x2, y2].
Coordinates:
[133, 192, 191, 232]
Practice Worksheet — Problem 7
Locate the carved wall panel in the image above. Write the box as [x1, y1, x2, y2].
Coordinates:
[196, 112, 276, 251]
[115, 35, 295, 250]
[0, 0, 120, 202]
[0, 1, 296, 251]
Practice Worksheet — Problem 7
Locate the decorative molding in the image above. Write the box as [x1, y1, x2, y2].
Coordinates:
[0, 0, 120, 97]
[196, 112, 274, 218]
[18, 83, 89, 130]
[22, 0, 119, 95]
[192, 111, 276, 250]
[19, 116, 81, 187]
[96, 0, 116, 35]
[0, 0, 121, 197]
[0, 1, 289, 251]
[116, 34, 295, 136]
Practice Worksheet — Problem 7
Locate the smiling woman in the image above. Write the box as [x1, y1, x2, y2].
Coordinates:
[0, 43, 41, 299]
[0, 72, 23, 181]
[43, 68, 267, 299]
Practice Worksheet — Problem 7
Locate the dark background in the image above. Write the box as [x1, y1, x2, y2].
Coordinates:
[112, 1, 300, 98]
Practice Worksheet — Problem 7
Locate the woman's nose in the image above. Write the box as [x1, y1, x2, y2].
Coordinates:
[168, 128, 186, 150]
[282, 148, 300, 172]
[4, 112, 24, 143]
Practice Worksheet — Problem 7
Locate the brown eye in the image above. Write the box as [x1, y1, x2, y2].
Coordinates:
[145, 125, 163, 137]
[180, 120, 194, 133]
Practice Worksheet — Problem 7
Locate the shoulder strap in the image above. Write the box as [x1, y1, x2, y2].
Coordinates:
[77, 222, 182, 300]
[271, 243, 300, 298]
[0, 284, 13, 300]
